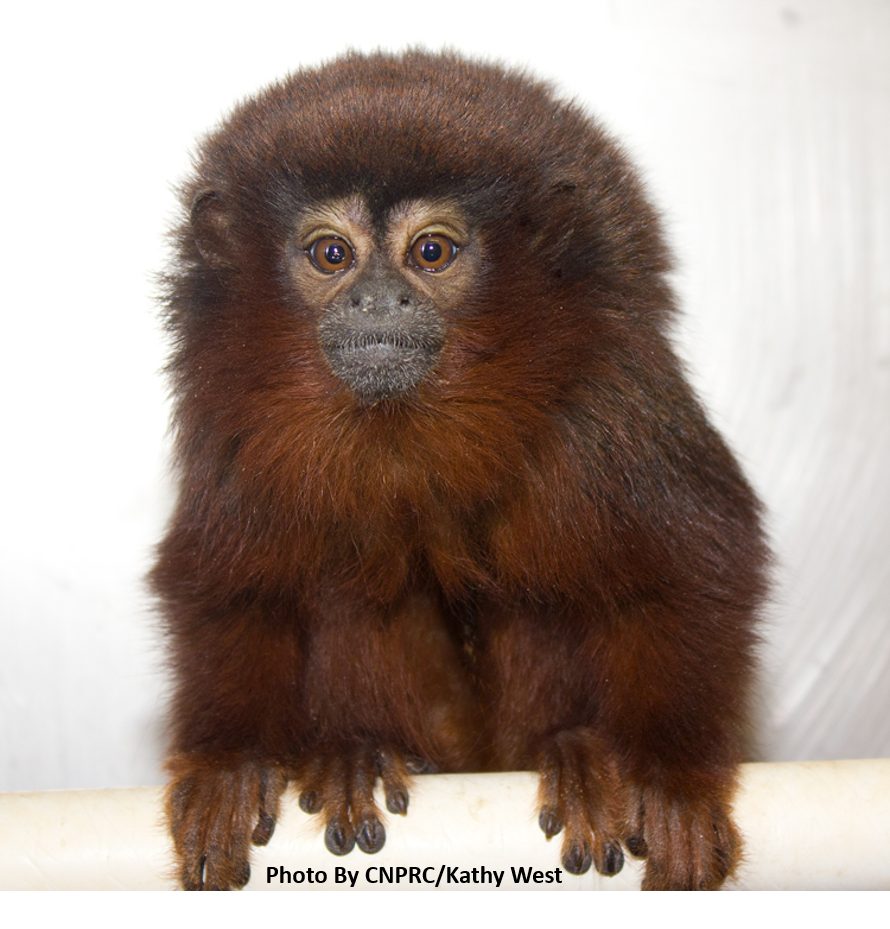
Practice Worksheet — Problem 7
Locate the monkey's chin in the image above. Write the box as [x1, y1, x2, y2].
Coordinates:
[323, 339, 440, 402]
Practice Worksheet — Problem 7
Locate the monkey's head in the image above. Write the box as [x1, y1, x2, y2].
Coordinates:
[165, 51, 675, 521]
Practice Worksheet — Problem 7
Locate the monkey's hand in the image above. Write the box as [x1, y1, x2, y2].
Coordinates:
[296, 744, 430, 856]
[535, 730, 740, 889]
[624, 780, 741, 890]
[535, 729, 627, 878]
[167, 757, 287, 890]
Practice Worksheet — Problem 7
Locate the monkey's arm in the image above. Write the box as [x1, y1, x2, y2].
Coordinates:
[476, 589, 752, 890]
[161, 595, 304, 890]
[582, 595, 753, 891]
[476, 362, 765, 890]
[158, 542, 481, 888]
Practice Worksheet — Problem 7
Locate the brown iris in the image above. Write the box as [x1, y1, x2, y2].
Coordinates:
[409, 234, 457, 271]
[308, 236, 355, 273]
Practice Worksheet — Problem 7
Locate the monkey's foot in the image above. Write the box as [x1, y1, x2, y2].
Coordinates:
[535, 729, 626, 878]
[295, 744, 431, 856]
[167, 757, 287, 891]
[624, 779, 741, 890]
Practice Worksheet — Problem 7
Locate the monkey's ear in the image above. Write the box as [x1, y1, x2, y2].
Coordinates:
[190, 189, 238, 269]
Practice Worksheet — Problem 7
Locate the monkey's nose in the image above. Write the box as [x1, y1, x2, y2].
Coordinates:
[350, 290, 415, 318]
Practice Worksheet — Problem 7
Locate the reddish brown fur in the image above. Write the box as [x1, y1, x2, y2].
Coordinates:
[152, 50, 769, 890]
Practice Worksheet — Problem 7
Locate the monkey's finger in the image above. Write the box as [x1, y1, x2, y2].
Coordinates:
[375, 746, 414, 816]
[324, 814, 357, 855]
[252, 767, 287, 846]
[348, 748, 386, 853]
[355, 813, 386, 854]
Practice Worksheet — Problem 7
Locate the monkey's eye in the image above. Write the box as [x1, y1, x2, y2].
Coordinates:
[408, 234, 457, 272]
[308, 236, 355, 273]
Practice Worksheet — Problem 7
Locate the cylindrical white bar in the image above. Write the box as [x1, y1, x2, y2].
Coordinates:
[0, 760, 887, 890]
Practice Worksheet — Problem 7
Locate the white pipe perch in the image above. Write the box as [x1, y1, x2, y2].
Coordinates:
[1, 760, 888, 890]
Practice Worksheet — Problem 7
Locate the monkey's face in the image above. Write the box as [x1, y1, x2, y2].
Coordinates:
[170, 50, 675, 507]
[290, 198, 479, 401]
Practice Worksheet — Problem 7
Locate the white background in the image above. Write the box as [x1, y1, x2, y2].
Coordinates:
[1, 0, 888, 791]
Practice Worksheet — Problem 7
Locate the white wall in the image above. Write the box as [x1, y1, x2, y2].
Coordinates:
[1, 0, 887, 790]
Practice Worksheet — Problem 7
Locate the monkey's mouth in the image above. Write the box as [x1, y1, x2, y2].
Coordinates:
[321, 333, 444, 400]
[344, 335, 404, 362]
